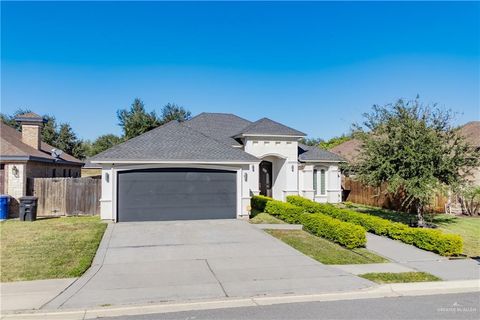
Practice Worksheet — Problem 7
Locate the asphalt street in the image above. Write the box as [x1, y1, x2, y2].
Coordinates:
[101, 292, 480, 320]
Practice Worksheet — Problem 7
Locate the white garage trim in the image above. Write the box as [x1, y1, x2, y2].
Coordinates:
[107, 163, 244, 222]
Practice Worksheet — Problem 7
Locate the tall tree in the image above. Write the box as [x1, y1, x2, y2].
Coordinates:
[299, 137, 323, 146]
[0, 108, 32, 130]
[55, 123, 79, 156]
[351, 98, 479, 226]
[41, 115, 59, 146]
[117, 98, 160, 140]
[160, 103, 191, 124]
[87, 134, 123, 156]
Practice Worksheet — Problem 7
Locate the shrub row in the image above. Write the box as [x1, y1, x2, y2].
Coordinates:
[286, 195, 463, 256]
[251, 195, 273, 212]
[263, 199, 366, 248]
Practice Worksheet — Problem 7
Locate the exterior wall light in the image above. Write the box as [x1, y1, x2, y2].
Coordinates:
[105, 172, 110, 183]
[12, 165, 19, 178]
[244, 172, 248, 182]
[291, 165, 295, 172]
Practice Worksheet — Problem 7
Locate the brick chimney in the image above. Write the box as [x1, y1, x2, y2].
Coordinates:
[15, 112, 46, 150]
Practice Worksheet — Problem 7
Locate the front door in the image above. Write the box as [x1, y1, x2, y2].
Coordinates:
[259, 161, 273, 197]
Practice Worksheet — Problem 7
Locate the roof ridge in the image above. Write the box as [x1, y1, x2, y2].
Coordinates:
[90, 121, 180, 160]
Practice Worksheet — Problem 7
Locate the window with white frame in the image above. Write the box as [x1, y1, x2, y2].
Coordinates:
[314, 167, 327, 195]
[319, 169, 326, 195]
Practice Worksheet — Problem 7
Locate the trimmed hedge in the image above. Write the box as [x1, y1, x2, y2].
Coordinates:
[264, 199, 366, 248]
[251, 195, 273, 212]
[301, 213, 366, 249]
[264, 200, 304, 224]
[286, 195, 463, 256]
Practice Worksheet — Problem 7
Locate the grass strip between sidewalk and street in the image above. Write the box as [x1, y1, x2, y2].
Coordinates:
[266, 229, 388, 265]
[359, 272, 441, 283]
[0, 216, 107, 282]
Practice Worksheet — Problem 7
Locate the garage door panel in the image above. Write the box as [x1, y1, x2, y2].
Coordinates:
[117, 168, 237, 221]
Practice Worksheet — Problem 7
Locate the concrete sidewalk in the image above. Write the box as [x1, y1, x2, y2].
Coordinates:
[2, 279, 478, 320]
[366, 233, 480, 280]
[0, 278, 76, 312]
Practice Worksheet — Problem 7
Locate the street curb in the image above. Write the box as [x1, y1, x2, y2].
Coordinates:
[39, 222, 115, 310]
[2, 279, 478, 320]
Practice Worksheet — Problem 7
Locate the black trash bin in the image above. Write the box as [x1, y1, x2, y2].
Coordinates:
[19, 196, 38, 221]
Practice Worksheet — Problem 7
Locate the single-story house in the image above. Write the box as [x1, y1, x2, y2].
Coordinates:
[458, 121, 480, 185]
[91, 113, 344, 222]
[0, 112, 84, 216]
[330, 121, 480, 185]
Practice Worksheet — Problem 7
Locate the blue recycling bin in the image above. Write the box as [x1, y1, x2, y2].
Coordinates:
[0, 195, 9, 220]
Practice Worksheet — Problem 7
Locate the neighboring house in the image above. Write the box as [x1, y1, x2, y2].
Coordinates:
[458, 121, 480, 186]
[81, 158, 102, 177]
[91, 113, 344, 222]
[329, 138, 361, 163]
[0, 112, 84, 216]
[330, 121, 480, 185]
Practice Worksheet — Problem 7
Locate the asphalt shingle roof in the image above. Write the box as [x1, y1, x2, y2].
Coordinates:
[234, 118, 306, 137]
[185, 113, 252, 146]
[0, 122, 83, 164]
[90, 120, 259, 162]
[298, 143, 344, 162]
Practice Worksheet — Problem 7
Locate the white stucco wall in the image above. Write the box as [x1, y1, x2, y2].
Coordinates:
[243, 137, 299, 201]
[298, 163, 342, 204]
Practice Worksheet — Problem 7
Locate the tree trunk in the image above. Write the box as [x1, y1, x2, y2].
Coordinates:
[416, 204, 426, 228]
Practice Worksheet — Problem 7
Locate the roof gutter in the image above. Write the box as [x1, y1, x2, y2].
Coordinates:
[90, 159, 261, 165]
[0, 155, 84, 166]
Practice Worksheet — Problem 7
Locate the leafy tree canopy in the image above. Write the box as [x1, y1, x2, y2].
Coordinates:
[319, 135, 351, 150]
[86, 134, 124, 157]
[117, 98, 160, 140]
[351, 98, 479, 224]
[160, 103, 191, 124]
[117, 98, 192, 140]
[299, 137, 323, 146]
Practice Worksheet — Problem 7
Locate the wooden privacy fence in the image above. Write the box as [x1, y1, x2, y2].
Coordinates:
[28, 177, 101, 216]
[343, 177, 448, 213]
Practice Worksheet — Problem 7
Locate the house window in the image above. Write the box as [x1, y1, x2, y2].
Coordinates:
[63, 169, 67, 177]
[275, 141, 281, 145]
[68, 169, 71, 176]
[314, 168, 327, 195]
[52, 169, 56, 177]
[320, 169, 326, 195]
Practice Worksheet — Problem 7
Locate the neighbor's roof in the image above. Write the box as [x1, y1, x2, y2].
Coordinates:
[0, 122, 83, 164]
[14, 112, 45, 121]
[90, 120, 259, 163]
[233, 118, 306, 137]
[459, 121, 480, 148]
[329, 139, 362, 163]
[184, 112, 252, 146]
[298, 143, 344, 162]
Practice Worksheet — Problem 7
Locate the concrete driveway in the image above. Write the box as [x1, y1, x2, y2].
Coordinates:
[48, 220, 373, 309]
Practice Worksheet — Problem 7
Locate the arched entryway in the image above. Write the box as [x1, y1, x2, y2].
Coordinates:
[259, 160, 273, 197]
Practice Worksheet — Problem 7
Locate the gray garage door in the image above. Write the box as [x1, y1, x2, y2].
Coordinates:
[117, 168, 237, 222]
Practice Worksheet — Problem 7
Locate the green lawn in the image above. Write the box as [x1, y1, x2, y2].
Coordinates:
[434, 215, 480, 258]
[344, 203, 480, 258]
[0, 216, 107, 282]
[249, 212, 285, 224]
[266, 229, 388, 265]
[359, 272, 441, 284]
